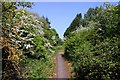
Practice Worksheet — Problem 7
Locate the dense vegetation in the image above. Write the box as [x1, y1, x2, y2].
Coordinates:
[1, 2, 61, 79]
[64, 13, 82, 37]
[64, 2, 120, 79]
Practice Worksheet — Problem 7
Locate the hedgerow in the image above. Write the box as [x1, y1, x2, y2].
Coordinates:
[1, 2, 61, 79]
[64, 3, 120, 79]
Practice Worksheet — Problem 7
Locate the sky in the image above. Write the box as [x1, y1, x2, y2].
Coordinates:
[27, 2, 117, 39]
[25, 0, 119, 2]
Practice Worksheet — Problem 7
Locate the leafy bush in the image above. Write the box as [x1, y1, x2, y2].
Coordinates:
[20, 54, 55, 78]
[1, 2, 60, 79]
[64, 3, 120, 80]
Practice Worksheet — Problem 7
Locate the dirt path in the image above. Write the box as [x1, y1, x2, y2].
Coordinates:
[56, 51, 70, 78]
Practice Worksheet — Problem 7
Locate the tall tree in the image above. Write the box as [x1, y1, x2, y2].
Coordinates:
[64, 13, 82, 37]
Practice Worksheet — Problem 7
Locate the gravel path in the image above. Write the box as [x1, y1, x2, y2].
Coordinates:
[56, 51, 70, 79]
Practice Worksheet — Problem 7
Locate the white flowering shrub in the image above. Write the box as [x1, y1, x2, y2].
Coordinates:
[1, 2, 60, 79]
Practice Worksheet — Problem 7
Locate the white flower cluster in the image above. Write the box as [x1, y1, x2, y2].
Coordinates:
[24, 44, 33, 50]
[51, 36, 55, 40]
[8, 9, 55, 56]
[45, 42, 52, 48]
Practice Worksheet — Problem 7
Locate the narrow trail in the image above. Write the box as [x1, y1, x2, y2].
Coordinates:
[56, 51, 70, 79]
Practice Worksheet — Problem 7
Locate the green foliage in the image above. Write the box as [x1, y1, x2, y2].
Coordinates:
[21, 54, 55, 78]
[64, 13, 82, 37]
[1, 2, 33, 79]
[1, 2, 60, 79]
[64, 3, 120, 80]
[43, 27, 61, 46]
[33, 35, 47, 58]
